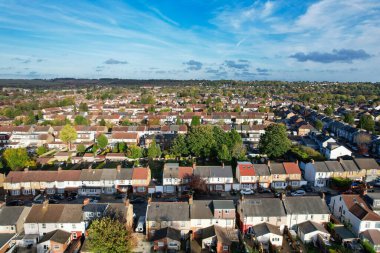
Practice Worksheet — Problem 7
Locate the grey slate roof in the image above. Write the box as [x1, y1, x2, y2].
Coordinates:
[0, 234, 15, 248]
[298, 220, 328, 234]
[82, 203, 108, 213]
[115, 168, 133, 180]
[239, 198, 286, 217]
[213, 200, 235, 210]
[252, 222, 282, 236]
[38, 229, 71, 244]
[0, 206, 28, 226]
[313, 162, 330, 173]
[150, 227, 181, 242]
[283, 196, 330, 214]
[190, 200, 234, 219]
[163, 163, 180, 178]
[254, 164, 271, 176]
[324, 161, 344, 172]
[147, 202, 189, 221]
[340, 160, 359, 172]
[195, 166, 233, 178]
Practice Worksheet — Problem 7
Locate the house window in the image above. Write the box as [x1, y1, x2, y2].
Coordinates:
[197, 219, 201, 225]
[151, 222, 156, 228]
[223, 245, 229, 251]
[225, 210, 230, 214]
[72, 224, 76, 229]
[42, 224, 46, 229]
[365, 222, 370, 228]
[376, 223, 380, 229]
[226, 220, 231, 225]
[168, 242, 177, 247]
[72, 233, 77, 239]
[261, 217, 264, 221]
[157, 242, 164, 247]
[44, 245, 48, 250]
[181, 221, 185, 227]
[53, 245, 60, 250]
[61, 224, 64, 229]
[310, 215, 314, 220]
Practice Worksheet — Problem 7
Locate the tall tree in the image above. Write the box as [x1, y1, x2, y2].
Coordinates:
[118, 142, 127, 153]
[324, 107, 334, 116]
[79, 102, 89, 112]
[217, 144, 231, 162]
[315, 120, 323, 131]
[97, 134, 108, 149]
[184, 174, 208, 194]
[127, 145, 142, 159]
[87, 217, 134, 253]
[187, 125, 216, 157]
[170, 134, 188, 157]
[3, 148, 35, 170]
[59, 124, 77, 150]
[99, 118, 106, 126]
[343, 113, 355, 125]
[231, 143, 247, 160]
[190, 116, 201, 126]
[147, 139, 161, 159]
[76, 144, 86, 153]
[360, 114, 375, 132]
[259, 124, 291, 159]
[74, 115, 89, 126]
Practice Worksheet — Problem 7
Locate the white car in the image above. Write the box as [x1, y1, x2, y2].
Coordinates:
[240, 188, 255, 195]
[291, 190, 306, 196]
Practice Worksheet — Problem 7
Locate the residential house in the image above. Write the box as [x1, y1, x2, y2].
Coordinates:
[131, 167, 151, 193]
[283, 162, 302, 188]
[268, 162, 287, 189]
[237, 198, 287, 233]
[304, 161, 333, 187]
[36, 229, 72, 253]
[251, 223, 283, 248]
[190, 199, 235, 233]
[254, 164, 271, 189]
[353, 158, 380, 182]
[360, 229, 380, 253]
[283, 195, 330, 230]
[0, 206, 31, 234]
[194, 225, 239, 253]
[151, 227, 182, 251]
[340, 159, 364, 181]
[195, 165, 233, 192]
[24, 202, 85, 240]
[324, 143, 352, 160]
[297, 220, 330, 244]
[109, 132, 139, 146]
[330, 194, 380, 235]
[236, 162, 257, 189]
[325, 161, 346, 179]
[146, 202, 190, 239]
[365, 192, 380, 215]
[162, 163, 193, 193]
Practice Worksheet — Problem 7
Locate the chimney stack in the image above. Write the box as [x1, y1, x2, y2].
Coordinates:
[320, 192, 325, 200]
[295, 160, 299, 165]
[193, 162, 196, 170]
[311, 159, 315, 164]
[42, 199, 49, 208]
[83, 198, 90, 206]
[58, 166, 62, 171]
[222, 162, 224, 168]
[117, 165, 121, 172]
[267, 160, 271, 167]
[189, 194, 193, 205]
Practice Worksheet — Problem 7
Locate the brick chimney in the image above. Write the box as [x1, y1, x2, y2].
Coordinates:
[295, 160, 299, 165]
[42, 199, 49, 208]
[189, 194, 193, 205]
[222, 162, 224, 168]
[267, 160, 271, 167]
[58, 166, 62, 171]
[192, 162, 196, 170]
[117, 165, 121, 173]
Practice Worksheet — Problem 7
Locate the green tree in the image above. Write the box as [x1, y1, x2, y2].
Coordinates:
[97, 134, 108, 149]
[217, 144, 231, 162]
[343, 113, 355, 125]
[360, 114, 375, 132]
[99, 118, 106, 126]
[74, 115, 89, 125]
[147, 139, 161, 159]
[36, 146, 48, 156]
[355, 95, 366, 104]
[79, 102, 89, 112]
[141, 94, 155, 104]
[25, 111, 37, 124]
[92, 144, 99, 154]
[170, 134, 188, 157]
[87, 217, 134, 253]
[175, 117, 182, 125]
[259, 124, 291, 159]
[190, 116, 201, 126]
[76, 144, 86, 153]
[3, 148, 34, 170]
[118, 142, 127, 153]
[231, 143, 247, 159]
[121, 119, 132, 126]
[187, 125, 216, 157]
[315, 120, 323, 131]
[59, 124, 77, 150]
[127, 145, 142, 159]
[324, 106, 334, 116]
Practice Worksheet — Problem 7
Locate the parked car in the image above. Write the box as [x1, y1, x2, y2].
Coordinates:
[48, 199, 60, 204]
[6, 200, 24, 206]
[301, 185, 313, 192]
[114, 193, 126, 200]
[67, 195, 77, 201]
[291, 190, 306, 196]
[135, 216, 145, 233]
[53, 194, 65, 200]
[258, 188, 271, 193]
[154, 191, 162, 198]
[240, 188, 255, 195]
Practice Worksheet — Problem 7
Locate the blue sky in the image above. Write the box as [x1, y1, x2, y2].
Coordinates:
[0, 0, 379, 81]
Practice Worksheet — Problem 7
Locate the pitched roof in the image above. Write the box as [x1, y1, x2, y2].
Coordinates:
[150, 227, 181, 242]
[354, 158, 380, 171]
[132, 167, 149, 180]
[147, 202, 189, 221]
[283, 162, 301, 174]
[25, 204, 83, 223]
[38, 229, 71, 244]
[349, 203, 380, 221]
[0, 206, 29, 226]
[324, 161, 344, 172]
[239, 198, 286, 217]
[297, 220, 328, 234]
[252, 222, 282, 237]
[283, 196, 330, 214]
[361, 229, 380, 245]
[340, 160, 359, 172]
[269, 163, 286, 175]
[237, 162, 256, 176]
[111, 132, 138, 139]
[194, 165, 233, 178]
[312, 162, 330, 173]
[254, 164, 271, 176]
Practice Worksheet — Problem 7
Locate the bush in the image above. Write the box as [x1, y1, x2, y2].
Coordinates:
[331, 177, 352, 189]
[362, 240, 376, 253]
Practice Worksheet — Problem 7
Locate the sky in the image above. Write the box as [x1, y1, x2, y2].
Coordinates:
[0, 0, 379, 82]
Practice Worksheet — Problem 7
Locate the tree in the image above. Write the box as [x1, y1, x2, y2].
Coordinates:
[175, 117, 182, 125]
[79, 102, 89, 112]
[259, 124, 291, 159]
[76, 144, 86, 153]
[121, 119, 132, 126]
[360, 115, 375, 132]
[184, 174, 207, 194]
[190, 116, 201, 126]
[356, 132, 371, 154]
[59, 124, 77, 150]
[74, 115, 89, 126]
[231, 143, 247, 160]
[343, 113, 355, 125]
[92, 144, 99, 154]
[118, 142, 127, 153]
[218, 144, 231, 162]
[324, 107, 334, 116]
[36, 146, 48, 156]
[99, 118, 106, 126]
[147, 139, 161, 159]
[87, 217, 134, 253]
[97, 134, 108, 149]
[355, 95, 366, 104]
[141, 94, 155, 104]
[187, 125, 216, 157]
[127, 145, 142, 159]
[170, 134, 188, 157]
[3, 148, 34, 170]
[315, 120, 323, 131]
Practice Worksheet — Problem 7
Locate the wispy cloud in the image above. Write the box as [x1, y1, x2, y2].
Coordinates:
[104, 58, 128, 65]
[183, 60, 203, 71]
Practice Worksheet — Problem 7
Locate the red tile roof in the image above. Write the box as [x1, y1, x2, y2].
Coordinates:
[283, 162, 301, 174]
[238, 163, 256, 176]
[178, 167, 193, 179]
[132, 167, 149, 180]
